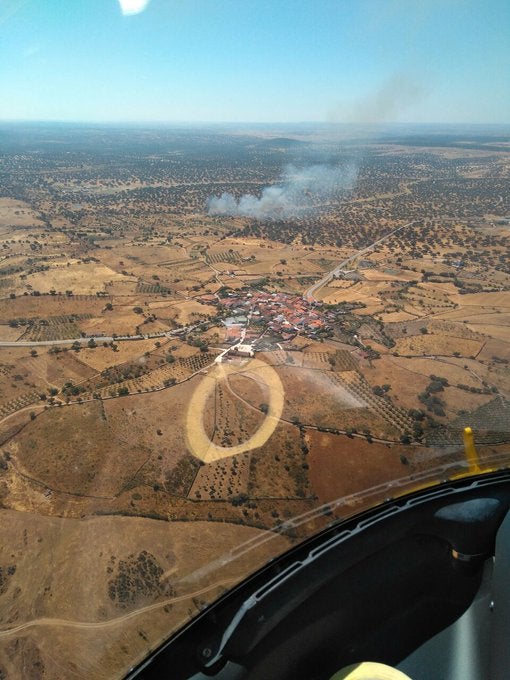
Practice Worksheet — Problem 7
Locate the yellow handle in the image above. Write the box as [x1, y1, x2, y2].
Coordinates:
[463, 427, 481, 473]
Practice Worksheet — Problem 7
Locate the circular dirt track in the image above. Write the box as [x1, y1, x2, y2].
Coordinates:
[186, 358, 284, 463]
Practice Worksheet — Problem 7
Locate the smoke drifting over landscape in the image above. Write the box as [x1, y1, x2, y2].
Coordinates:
[328, 73, 428, 124]
[207, 164, 357, 221]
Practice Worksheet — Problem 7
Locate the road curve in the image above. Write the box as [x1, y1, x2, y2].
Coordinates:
[304, 221, 416, 302]
[0, 579, 235, 638]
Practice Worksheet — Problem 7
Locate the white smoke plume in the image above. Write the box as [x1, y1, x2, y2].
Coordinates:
[207, 164, 357, 221]
[328, 73, 428, 124]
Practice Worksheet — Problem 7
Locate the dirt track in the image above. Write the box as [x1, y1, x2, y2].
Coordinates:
[0, 579, 235, 639]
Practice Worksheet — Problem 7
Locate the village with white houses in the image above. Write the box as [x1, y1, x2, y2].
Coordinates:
[198, 290, 346, 361]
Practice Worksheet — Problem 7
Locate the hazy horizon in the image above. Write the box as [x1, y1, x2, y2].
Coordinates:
[1, 120, 509, 129]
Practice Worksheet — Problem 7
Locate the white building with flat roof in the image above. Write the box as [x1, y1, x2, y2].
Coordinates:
[231, 344, 254, 357]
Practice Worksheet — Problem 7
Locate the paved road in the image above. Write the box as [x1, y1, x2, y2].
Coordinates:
[303, 221, 416, 302]
[0, 324, 201, 348]
[0, 334, 159, 348]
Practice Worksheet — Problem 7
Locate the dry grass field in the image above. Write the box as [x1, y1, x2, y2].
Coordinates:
[0, 351, 97, 420]
[469, 324, 510, 342]
[441, 385, 494, 414]
[0, 295, 107, 323]
[363, 268, 420, 283]
[376, 356, 482, 389]
[189, 450, 252, 501]
[246, 419, 309, 498]
[147, 299, 217, 324]
[77, 339, 166, 371]
[379, 310, 418, 323]
[22, 263, 131, 296]
[394, 334, 484, 358]
[0, 127, 509, 679]
[0, 324, 22, 341]
[318, 281, 387, 309]
[0, 509, 289, 679]
[308, 430, 414, 504]
[450, 291, 510, 308]
[272, 363, 403, 439]
[7, 400, 150, 497]
[0, 198, 44, 228]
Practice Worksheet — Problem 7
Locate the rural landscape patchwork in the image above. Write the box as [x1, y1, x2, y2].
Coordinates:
[0, 123, 509, 678]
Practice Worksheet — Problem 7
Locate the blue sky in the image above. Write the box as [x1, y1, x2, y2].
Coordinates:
[1, 0, 509, 123]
